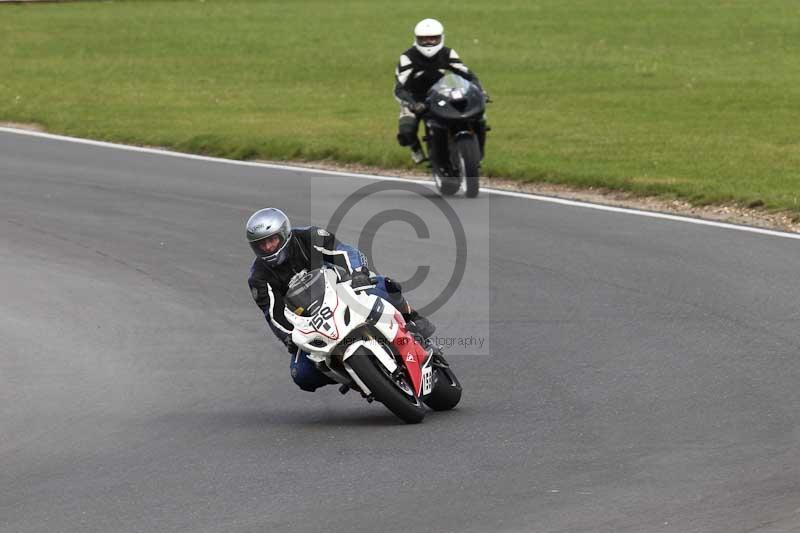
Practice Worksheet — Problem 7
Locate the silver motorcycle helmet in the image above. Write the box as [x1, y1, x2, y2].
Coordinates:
[245, 208, 292, 265]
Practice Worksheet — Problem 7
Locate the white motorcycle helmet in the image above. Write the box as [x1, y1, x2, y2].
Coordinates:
[414, 18, 444, 58]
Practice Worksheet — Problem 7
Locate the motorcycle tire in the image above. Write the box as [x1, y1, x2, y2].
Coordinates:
[346, 348, 426, 424]
[423, 366, 462, 411]
[455, 135, 481, 198]
[434, 170, 460, 196]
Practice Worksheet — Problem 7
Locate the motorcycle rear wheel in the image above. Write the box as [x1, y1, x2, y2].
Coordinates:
[423, 366, 462, 411]
[346, 348, 426, 424]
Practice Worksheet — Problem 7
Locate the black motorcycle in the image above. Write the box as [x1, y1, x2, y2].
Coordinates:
[422, 73, 488, 198]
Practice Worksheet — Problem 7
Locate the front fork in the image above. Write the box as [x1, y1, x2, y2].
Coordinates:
[423, 123, 450, 176]
[424, 122, 486, 176]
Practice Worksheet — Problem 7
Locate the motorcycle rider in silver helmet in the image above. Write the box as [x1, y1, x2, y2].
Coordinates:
[394, 18, 488, 164]
[246, 207, 436, 392]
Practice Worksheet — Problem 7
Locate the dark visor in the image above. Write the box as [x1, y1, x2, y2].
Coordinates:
[416, 35, 442, 47]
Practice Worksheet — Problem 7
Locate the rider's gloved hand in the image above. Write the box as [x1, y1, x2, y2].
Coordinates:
[410, 101, 427, 115]
[283, 336, 298, 355]
[350, 267, 373, 291]
[482, 91, 491, 103]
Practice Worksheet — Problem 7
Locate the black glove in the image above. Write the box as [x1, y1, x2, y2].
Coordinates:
[350, 267, 373, 291]
[283, 336, 298, 355]
[410, 101, 427, 115]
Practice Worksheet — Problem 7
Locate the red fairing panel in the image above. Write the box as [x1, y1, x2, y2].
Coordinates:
[391, 312, 430, 396]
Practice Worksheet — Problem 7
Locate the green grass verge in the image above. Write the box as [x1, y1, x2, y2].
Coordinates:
[2, 0, 799, 215]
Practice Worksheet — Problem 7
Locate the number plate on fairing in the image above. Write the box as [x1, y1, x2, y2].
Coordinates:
[422, 366, 433, 395]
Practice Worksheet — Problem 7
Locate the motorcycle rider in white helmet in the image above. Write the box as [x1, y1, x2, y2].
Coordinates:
[394, 18, 487, 164]
[245, 207, 436, 392]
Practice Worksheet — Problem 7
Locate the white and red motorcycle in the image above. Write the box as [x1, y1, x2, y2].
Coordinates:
[283, 266, 461, 424]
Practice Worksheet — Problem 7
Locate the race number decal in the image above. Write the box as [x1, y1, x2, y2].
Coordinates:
[311, 306, 334, 331]
[422, 366, 433, 395]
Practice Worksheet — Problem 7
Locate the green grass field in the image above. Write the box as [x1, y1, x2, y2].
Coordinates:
[2, 1, 799, 215]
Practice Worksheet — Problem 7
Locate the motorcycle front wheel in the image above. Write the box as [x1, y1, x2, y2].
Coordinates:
[426, 126, 460, 197]
[454, 135, 481, 198]
[433, 170, 460, 196]
[346, 348, 426, 424]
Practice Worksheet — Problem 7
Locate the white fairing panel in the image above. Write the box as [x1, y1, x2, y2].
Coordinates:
[343, 340, 397, 374]
[284, 268, 401, 357]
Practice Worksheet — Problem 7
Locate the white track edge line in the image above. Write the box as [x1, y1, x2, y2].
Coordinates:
[3, 126, 799, 241]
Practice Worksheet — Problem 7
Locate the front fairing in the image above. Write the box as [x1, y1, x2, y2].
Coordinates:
[425, 73, 485, 121]
[284, 268, 402, 357]
[284, 268, 435, 399]
[284, 270, 344, 351]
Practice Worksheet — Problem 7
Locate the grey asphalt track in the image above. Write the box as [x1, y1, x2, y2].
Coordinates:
[2, 130, 800, 533]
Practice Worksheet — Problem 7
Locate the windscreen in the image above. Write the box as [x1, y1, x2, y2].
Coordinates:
[430, 73, 472, 95]
[285, 269, 327, 317]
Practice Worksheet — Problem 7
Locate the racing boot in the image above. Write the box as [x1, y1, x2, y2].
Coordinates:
[402, 309, 436, 340]
[384, 277, 435, 339]
[410, 145, 427, 165]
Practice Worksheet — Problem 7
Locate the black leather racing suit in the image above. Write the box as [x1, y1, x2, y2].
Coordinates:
[248, 226, 368, 343]
[394, 45, 484, 151]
